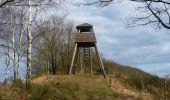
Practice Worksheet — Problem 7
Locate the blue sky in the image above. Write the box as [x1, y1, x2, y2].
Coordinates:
[0, 62, 26, 82]
[64, 0, 170, 77]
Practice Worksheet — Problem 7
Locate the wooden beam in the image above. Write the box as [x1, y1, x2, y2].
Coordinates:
[94, 43, 107, 78]
[90, 48, 93, 75]
[73, 47, 79, 74]
[79, 48, 84, 73]
[69, 43, 77, 75]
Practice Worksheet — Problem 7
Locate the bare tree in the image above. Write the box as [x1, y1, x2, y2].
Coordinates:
[32, 15, 75, 75]
[17, 2, 26, 79]
[4, 44, 11, 82]
[0, 5, 18, 80]
[75, 0, 115, 7]
[26, 0, 32, 86]
[0, 1, 27, 81]
[0, 0, 15, 7]
[77, 0, 170, 30]
[0, 0, 63, 84]
[0, 0, 23, 7]
[0, 35, 12, 82]
[0, 3, 29, 81]
[23, 0, 63, 86]
[127, 0, 170, 30]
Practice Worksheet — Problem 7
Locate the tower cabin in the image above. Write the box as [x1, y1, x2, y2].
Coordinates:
[75, 23, 96, 47]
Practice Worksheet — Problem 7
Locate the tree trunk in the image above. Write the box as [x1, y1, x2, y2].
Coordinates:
[51, 57, 56, 75]
[10, 9, 17, 80]
[5, 66, 10, 81]
[5, 45, 10, 82]
[17, 4, 24, 79]
[26, 0, 32, 87]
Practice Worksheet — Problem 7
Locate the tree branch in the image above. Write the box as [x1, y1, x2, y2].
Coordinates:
[145, 1, 170, 29]
[0, 0, 15, 7]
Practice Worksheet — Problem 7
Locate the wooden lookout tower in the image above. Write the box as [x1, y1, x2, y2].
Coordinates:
[69, 23, 106, 78]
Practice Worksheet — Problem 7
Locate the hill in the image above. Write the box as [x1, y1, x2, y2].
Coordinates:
[31, 75, 155, 100]
[103, 61, 151, 77]
[0, 62, 169, 100]
[0, 74, 166, 100]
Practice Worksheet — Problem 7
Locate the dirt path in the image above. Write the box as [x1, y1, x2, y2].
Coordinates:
[108, 76, 154, 100]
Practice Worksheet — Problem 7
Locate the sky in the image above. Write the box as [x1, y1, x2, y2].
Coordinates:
[0, 0, 170, 82]
[63, 0, 170, 77]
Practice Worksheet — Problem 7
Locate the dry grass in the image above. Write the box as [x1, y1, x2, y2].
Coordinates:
[109, 76, 155, 100]
[0, 75, 161, 100]
[32, 75, 157, 100]
[31, 75, 115, 100]
[0, 82, 27, 100]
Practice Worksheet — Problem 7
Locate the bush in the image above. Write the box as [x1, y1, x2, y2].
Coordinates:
[127, 74, 143, 91]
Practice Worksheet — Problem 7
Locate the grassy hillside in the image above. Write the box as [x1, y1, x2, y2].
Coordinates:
[0, 61, 169, 100]
[1, 74, 168, 100]
[0, 75, 114, 100]
[31, 75, 114, 100]
[103, 61, 151, 77]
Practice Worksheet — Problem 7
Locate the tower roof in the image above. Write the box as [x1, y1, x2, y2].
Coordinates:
[76, 23, 93, 30]
[77, 23, 92, 27]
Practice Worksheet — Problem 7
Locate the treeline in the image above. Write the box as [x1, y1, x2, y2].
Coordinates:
[0, 1, 109, 82]
[0, 0, 110, 83]
[0, 0, 64, 86]
[32, 16, 75, 75]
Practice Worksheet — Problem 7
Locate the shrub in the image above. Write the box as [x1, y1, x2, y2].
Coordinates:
[127, 74, 143, 91]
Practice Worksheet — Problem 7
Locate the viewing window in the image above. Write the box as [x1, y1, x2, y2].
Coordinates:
[80, 28, 91, 32]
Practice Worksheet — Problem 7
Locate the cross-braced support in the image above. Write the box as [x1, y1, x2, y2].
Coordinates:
[69, 43, 106, 78]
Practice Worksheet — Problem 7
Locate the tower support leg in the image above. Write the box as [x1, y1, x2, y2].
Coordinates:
[73, 47, 79, 74]
[94, 43, 107, 78]
[90, 48, 93, 75]
[79, 49, 84, 73]
[69, 43, 77, 75]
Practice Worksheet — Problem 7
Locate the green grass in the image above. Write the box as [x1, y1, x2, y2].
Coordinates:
[2, 74, 169, 100]
[29, 75, 115, 100]
[0, 75, 117, 100]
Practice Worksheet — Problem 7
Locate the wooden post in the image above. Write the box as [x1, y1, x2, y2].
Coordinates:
[78, 48, 83, 73]
[69, 43, 77, 75]
[94, 43, 106, 78]
[90, 48, 93, 75]
[73, 47, 79, 74]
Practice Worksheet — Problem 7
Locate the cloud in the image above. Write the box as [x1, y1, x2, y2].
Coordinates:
[65, 0, 170, 76]
[138, 63, 170, 77]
